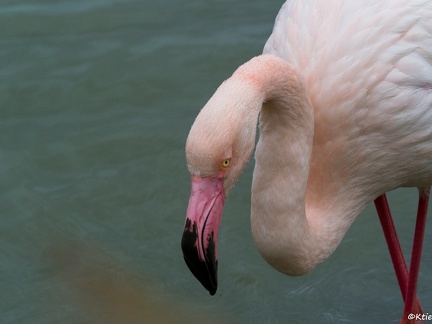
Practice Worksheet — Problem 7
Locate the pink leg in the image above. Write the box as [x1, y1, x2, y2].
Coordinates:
[402, 188, 430, 322]
[373, 194, 423, 315]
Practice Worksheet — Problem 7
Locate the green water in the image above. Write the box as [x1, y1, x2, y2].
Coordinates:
[1, 1, 431, 323]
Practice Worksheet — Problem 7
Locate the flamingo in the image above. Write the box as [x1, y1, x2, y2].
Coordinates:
[181, 1, 432, 322]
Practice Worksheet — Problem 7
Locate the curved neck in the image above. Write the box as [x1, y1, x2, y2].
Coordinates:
[246, 55, 360, 276]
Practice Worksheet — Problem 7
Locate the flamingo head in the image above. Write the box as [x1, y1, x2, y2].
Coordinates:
[181, 78, 259, 295]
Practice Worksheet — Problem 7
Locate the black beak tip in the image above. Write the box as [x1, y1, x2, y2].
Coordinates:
[182, 253, 218, 295]
[181, 220, 218, 295]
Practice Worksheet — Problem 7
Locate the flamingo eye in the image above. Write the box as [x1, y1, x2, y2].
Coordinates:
[221, 159, 230, 168]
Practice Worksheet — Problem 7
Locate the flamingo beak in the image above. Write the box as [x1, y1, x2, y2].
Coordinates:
[181, 174, 225, 295]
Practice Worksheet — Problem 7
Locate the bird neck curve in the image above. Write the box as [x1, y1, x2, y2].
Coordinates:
[248, 55, 357, 276]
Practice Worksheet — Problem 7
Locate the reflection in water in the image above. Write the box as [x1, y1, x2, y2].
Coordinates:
[49, 241, 218, 323]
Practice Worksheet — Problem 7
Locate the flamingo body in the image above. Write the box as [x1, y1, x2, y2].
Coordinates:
[181, 0, 432, 320]
[266, 0, 432, 193]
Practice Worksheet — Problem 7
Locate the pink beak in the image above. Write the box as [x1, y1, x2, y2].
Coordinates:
[181, 174, 225, 295]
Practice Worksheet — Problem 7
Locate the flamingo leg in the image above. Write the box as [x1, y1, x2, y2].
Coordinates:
[373, 195, 423, 317]
[402, 188, 430, 323]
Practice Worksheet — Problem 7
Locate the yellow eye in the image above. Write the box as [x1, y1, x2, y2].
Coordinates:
[221, 159, 230, 168]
